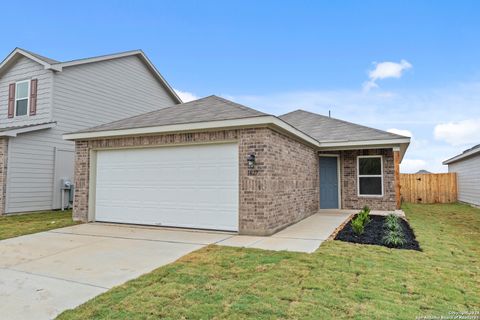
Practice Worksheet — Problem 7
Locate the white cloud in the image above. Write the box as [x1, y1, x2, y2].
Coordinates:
[362, 80, 378, 92]
[387, 128, 412, 137]
[363, 60, 412, 91]
[174, 89, 198, 102]
[226, 81, 480, 173]
[434, 118, 480, 146]
[400, 159, 427, 173]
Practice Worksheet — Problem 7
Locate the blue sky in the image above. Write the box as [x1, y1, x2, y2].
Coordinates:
[1, 0, 479, 172]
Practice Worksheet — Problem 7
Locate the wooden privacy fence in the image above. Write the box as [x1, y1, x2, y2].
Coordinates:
[400, 173, 457, 204]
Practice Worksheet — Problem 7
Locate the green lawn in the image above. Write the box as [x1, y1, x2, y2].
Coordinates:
[58, 203, 480, 320]
[0, 210, 78, 240]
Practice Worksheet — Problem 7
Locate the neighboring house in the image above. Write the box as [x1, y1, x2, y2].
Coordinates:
[415, 169, 432, 174]
[0, 48, 181, 215]
[64, 95, 410, 235]
[443, 144, 480, 206]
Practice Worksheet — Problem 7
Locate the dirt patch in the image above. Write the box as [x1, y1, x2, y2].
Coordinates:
[334, 215, 421, 251]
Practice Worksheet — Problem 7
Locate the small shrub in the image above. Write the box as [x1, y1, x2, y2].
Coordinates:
[350, 207, 371, 236]
[362, 205, 371, 214]
[383, 214, 406, 247]
[351, 216, 365, 235]
[358, 208, 371, 225]
[385, 214, 401, 231]
[382, 230, 406, 247]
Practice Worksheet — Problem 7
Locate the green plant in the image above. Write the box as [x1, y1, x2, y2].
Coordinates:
[383, 214, 406, 247]
[362, 205, 371, 214]
[382, 230, 406, 247]
[350, 207, 371, 236]
[351, 216, 365, 235]
[385, 214, 401, 231]
[358, 207, 371, 225]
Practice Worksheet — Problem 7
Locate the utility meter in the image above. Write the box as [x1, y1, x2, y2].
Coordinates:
[62, 179, 72, 190]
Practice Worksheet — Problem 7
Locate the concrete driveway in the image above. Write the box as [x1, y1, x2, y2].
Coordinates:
[0, 223, 232, 320]
[0, 211, 351, 319]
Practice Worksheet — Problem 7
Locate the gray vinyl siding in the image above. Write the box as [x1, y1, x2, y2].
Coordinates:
[448, 154, 480, 206]
[5, 55, 177, 213]
[52, 55, 176, 133]
[5, 129, 56, 212]
[0, 56, 53, 127]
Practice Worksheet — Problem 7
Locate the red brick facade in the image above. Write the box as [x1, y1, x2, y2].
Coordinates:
[73, 128, 319, 235]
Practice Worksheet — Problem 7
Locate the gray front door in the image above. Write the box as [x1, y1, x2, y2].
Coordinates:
[319, 156, 339, 209]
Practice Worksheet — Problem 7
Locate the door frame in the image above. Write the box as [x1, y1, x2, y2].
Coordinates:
[319, 154, 341, 209]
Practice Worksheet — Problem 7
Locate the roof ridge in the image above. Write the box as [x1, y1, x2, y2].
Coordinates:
[278, 109, 302, 118]
[210, 95, 270, 115]
[284, 109, 407, 139]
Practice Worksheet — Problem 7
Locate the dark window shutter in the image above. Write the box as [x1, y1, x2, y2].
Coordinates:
[8, 83, 15, 118]
[29, 79, 38, 116]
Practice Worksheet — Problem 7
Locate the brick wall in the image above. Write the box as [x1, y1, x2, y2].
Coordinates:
[0, 137, 7, 215]
[73, 128, 319, 235]
[339, 148, 396, 211]
[239, 129, 319, 235]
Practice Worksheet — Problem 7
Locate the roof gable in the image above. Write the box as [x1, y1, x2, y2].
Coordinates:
[0, 48, 61, 76]
[0, 48, 181, 103]
[279, 110, 407, 143]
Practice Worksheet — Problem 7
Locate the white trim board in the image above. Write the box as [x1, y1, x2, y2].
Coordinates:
[63, 116, 321, 147]
[63, 115, 410, 160]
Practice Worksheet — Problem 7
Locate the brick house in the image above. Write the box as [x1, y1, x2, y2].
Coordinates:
[64, 95, 410, 235]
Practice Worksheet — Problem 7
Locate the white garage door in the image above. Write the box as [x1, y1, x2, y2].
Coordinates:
[94, 143, 238, 231]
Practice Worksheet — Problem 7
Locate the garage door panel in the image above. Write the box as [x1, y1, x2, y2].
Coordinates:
[97, 165, 237, 185]
[95, 205, 237, 230]
[96, 187, 237, 207]
[95, 143, 239, 231]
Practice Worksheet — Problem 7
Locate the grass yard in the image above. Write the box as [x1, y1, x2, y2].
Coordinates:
[58, 203, 480, 320]
[0, 210, 78, 240]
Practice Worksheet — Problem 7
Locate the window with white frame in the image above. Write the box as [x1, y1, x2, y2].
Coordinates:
[357, 155, 383, 196]
[15, 80, 30, 116]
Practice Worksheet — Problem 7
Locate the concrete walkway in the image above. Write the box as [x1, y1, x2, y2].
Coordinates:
[0, 212, 351, 319]
[217, 211, 352, 253]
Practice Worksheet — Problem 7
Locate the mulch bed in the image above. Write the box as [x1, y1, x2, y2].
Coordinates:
[334, 215, 421, 251]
